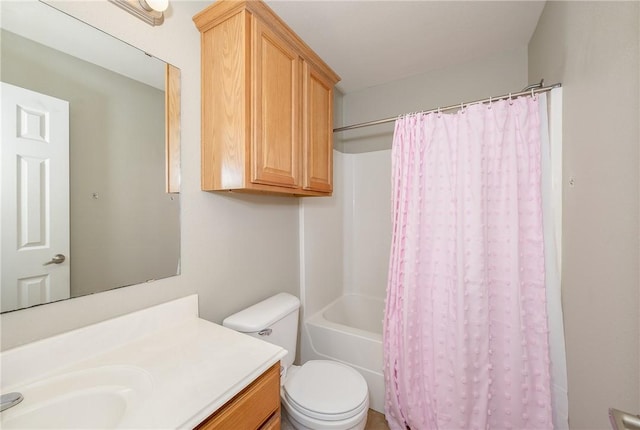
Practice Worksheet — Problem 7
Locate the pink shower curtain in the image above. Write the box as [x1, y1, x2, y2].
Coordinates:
[383, 95, 553, 430]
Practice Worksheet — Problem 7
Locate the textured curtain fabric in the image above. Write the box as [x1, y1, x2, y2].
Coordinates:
[383, 96, 553, 430]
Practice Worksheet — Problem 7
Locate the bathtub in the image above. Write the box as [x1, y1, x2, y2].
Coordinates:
[305, 294, 385, 413]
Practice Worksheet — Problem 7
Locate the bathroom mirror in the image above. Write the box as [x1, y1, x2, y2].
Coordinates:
[0, 1, 181, 313]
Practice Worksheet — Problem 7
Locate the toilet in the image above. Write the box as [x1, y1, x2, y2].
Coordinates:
[222, 293, 369, 430]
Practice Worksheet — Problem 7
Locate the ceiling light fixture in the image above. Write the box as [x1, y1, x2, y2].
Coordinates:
[108, 0, 168, 26]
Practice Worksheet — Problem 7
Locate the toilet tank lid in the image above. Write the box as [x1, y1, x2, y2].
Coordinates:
[222, 293, 300, 332]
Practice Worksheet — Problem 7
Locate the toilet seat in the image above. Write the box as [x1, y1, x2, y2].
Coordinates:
[283, 360, 369, 421]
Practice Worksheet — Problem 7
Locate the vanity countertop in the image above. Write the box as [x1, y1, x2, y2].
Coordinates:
[0, 295, 286, 429]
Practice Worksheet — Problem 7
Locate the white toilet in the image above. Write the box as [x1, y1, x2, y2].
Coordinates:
[223, 293, 369, 430]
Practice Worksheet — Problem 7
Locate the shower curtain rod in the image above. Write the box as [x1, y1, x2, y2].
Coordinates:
[332, 81, 562, 133]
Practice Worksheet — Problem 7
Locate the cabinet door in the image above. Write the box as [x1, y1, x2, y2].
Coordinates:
[251, 17, 300, 188]
[303, 62, 333, 193]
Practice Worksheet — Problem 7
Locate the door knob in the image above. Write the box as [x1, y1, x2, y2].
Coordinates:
[43, 254, 66, 265]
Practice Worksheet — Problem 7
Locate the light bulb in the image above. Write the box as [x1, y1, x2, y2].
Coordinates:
[140, 0, 168, 13]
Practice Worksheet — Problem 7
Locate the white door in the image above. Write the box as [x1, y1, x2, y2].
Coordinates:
[1, 82, 70, 312]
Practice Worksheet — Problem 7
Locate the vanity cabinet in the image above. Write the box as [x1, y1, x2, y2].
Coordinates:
[193, 0, 340, 196]
[195, 363, 281, 430]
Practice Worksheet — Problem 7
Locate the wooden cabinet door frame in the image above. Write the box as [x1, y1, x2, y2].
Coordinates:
[302, 63, 333, 192]
[250, 16, 301, 188]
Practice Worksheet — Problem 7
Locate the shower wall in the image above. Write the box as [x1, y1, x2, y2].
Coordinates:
[298, 150, 345, 318]
[343, 150, 392, 299]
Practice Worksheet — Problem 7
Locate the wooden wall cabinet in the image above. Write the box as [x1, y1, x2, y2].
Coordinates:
[194, 0, 340, 196]
[195, 363, 280, 430]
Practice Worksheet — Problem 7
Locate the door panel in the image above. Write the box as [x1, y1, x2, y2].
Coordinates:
[303, 64, 333, 192]
[251, 18, 300, 188]
[18, 155, 49, 248]
[1, 82, 70, 312]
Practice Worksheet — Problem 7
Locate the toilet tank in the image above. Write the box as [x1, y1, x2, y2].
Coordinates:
[222, 293, 300, 369]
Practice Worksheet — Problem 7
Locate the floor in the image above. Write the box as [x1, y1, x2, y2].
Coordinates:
[281, 409, 390, 430]
[365, 409, 391, 430]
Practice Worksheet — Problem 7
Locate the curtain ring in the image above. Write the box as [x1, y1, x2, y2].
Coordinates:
[508, 92, 513, 105]
[460, 102, 464, 113]
[437, 107, 441, 118]
[488, 96, 492, 109]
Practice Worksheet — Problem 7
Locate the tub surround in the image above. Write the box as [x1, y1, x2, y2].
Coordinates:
[0, 295, 286, 428]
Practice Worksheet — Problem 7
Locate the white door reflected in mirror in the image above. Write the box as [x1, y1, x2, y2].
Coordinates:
[1, 82, 70, 312]
[0, 0, 181, 314]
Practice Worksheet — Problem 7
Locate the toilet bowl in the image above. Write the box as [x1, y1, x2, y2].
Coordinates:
[222, 293, 369, 430]
[281, 361, 368, 430]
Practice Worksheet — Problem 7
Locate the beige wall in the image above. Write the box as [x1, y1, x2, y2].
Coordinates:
[1, 0, 299, 350]
[339, 46, 529, 153]
[529, 2, 640, 428]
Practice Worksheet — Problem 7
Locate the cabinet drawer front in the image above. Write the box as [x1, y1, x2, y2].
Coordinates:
[196, 363, 280, 430]
[251, 17, 301, 188]
[260, 411, 281, 430]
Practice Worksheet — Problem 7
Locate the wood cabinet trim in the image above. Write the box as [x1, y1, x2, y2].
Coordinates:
[195, 363, 281, 430]
[200, 10, 251, 191]
[194, 0, 340, 84]
[250, 17, 301, 188]
[193, 1, 246, 32]
[230, 183, 329, 197]
[303, 62, 333, 192]
[196, 0, 339, 197]
[260, 412, 281, 430]
[165, 64, 181, 193]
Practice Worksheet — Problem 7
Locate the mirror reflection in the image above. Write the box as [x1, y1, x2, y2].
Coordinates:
[1, 1, 181, 313]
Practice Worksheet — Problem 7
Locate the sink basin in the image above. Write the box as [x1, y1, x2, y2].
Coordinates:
[0, 366, 153, 429]
[3, 390, 127, 429]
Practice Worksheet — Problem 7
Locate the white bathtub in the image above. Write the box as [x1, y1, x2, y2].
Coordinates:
[305, 294, 385, 413]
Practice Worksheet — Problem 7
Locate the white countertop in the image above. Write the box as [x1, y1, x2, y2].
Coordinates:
[0, 295, 286, 429]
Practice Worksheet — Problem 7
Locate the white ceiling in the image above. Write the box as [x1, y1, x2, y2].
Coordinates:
[265, 1, 546, 94]
[5, 1, 546, 95]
